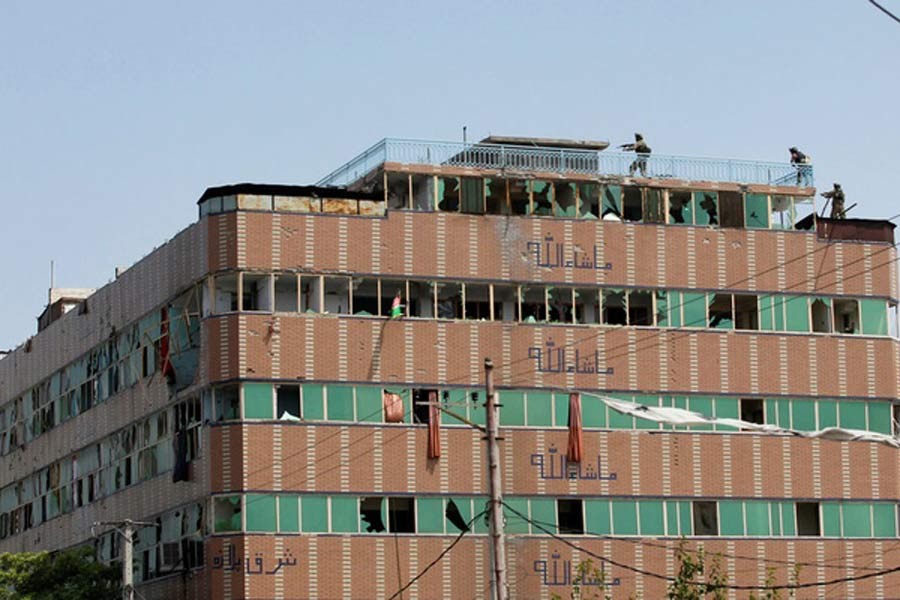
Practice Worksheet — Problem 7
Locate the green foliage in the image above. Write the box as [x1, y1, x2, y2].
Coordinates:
[667, 541, 728, 600]
[0, 547, 119, 600]
[550, 558, 614, 600]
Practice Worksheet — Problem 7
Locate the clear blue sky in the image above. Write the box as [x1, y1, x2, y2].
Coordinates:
[1, 0, 898, 349]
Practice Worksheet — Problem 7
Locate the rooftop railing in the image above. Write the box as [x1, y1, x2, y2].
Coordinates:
[317, 138, 813, 189]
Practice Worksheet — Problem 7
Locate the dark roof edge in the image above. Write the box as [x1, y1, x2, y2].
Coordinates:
[197, 183, 381, 204]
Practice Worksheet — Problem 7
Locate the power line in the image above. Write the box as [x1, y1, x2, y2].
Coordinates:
[869, 0, 900, 24]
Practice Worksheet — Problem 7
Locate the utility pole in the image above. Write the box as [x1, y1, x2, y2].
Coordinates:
[484, 358, 508, 600]
[93, 519, 154, 600]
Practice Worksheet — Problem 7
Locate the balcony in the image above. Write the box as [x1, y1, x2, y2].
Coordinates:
[317, 138, 813, 189]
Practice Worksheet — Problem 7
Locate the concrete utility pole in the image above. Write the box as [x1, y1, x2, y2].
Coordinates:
[93, 519, 154, 600]
[484, 358, 508, 600]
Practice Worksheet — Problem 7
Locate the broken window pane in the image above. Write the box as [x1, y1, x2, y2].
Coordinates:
[693, 191, 719, 226]
[734, 294, 759, 330]
[555, 183, 577, 217]
[435, 283, 462, 320]
[411, 175, 434, 211]
[557, 499, 584, 534]
[412, 389, 436, 424]
[509, 179, 530, 215]
[460, 177, 484, 214]
[530, 181, 554, 216]
[388, 497, 415, 533]
[601, 185, 622, 220]
[214, 274, 239, 313]
[408, 280, 433, 318]
[602, 290, 627, 325]
[485, 178, 508, 215]
[692, 501, 718, 536]
[276, 385, 301, 420]
[242, 274, 272, 312]
[547, 288, 573, 324]
[213, 496, 241, 532]
[796, 502, 820, 536]
[860, 299, 888, 335]
[718, 191, 744, 228]
[214, 386, 240, 422]
[386, 173, 410, 210]
[379, 280, 407, 318]
[744, 193, 769, 229]
[323, 277, 351, 315]
[359, 497, 386, 533]
[833, 299, 860, 334]
[437, 177, 460, 212]
[578, 183, 600, 219]
[770, 195, 795, 230]
[643, 188, 664, 224]
[493, 285, 518, 322]
[352, 278, 380, 316]
[622, 187, 643, 222]
[464, 284, 492, 321]
[300, 275, 322, 313]
[574, 288, 601, 324]
[628, 290, 654, 326]
[740, 398, 764, 424]
[668, 191, 693, 224]
[707, 293, 733, 329]
[811, 298, 832, 333]
[520, 287, 546, 323]
[274, 274, 299, 313]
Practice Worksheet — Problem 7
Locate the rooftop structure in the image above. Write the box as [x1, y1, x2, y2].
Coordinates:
[1, 136, 899, 599]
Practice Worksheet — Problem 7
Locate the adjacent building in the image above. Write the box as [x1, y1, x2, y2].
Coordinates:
[1, 135, 899, 599]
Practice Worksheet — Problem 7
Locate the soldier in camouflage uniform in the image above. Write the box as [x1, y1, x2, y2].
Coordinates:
[821, 183, 846, 219]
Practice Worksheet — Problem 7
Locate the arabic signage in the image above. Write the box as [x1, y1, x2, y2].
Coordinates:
[527, 339, 613, 375]
[530, 445, 616, 482]
[533, 550, 621, 587]
[212, 544, 298, 575]
[526, 235, 612, 271]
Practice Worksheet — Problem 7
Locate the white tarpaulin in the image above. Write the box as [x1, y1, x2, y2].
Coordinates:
[593, 395, 900, 449]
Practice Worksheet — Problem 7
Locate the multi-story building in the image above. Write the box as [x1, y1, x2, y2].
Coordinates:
[1, 135, 898, 599]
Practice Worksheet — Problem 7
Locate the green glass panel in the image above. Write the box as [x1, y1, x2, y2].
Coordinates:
[785, 296, 810, 332]
[331, 496, 358, 533]
[773, 296, 786, 331]
[719, 501, 744, 536]
[443, 389, 468, 426]
[356, 386, 383, 422]
[301, 496, 328, 532]
[612, 500, 638, 535]
[744, 193, 769, 229]
[792, 400, 816, 431]
[766, 399, 780, 427]
[639, 501, 665, 535]
[602, 185, 622, 217]
[302, 385, 325, 420]
[473, 497, 491, 534]
[689, 397, 713, 431]
[778, 400, 791, 429]
[666, 502, 680, 536]
[715, 397, 739, 432]
[417, 497, 444, 533]
[504, 498, 531, 534]
[279, 496, 299, 532]
[693, 191, 718, 226]
[530, 498, 557, 532]
[470, 391, 486, 427]
[861, 299, 888, 335]
[500, 391, 525, 426]
[679, 502, 693, 535]
[526, 391, 553, 427]
[668, 291, 683, 328]
[822, 503, 841, 537]
[582, 393, 606, 428]
[872, 503, 896, 538]
[327, 385, 355, 421]
[868, 402, 892, 435]
[449, 497, 472, 532]
[781, 503, 796, 536]
[839, 402, 866, 430]
[818, 400, 838, 428]
[243, 383, 273, 419]
[553, 392, 568, 428]
[842, 503, 871, 538]
[246, 494, 277, 532]
[655, 291, 669, 327]
[745, 501, 770, 536]
[759, 297, 775, 331]
[682, 293, 707, 327]
[770, 502, 781, 536]
[585, 500, 611, 535]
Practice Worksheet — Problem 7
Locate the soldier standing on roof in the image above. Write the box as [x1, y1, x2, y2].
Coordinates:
[821, 183, 846, 219]
[620, 133, 651, 177]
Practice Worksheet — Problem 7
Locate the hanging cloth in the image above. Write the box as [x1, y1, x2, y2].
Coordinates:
[427, 390, 441, 459]
[567, 392, 584, 463]
[383, 390, 405, 423]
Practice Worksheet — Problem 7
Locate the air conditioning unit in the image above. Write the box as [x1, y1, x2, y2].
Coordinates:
[160, 542, 181, 572]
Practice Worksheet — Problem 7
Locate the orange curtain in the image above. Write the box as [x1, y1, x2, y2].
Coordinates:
[567, 392, 583, 463]
[383, 391, 405, 423]
[427, 390, 441, 459]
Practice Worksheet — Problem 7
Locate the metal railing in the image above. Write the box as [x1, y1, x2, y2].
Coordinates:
[316, 138, 812, 188]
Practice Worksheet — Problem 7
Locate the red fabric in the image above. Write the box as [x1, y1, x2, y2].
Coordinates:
[159, 307, 176, 382]
[383, 391, 405, 423]
[427, 390, 441, 459]
[567, 393, 583, 463]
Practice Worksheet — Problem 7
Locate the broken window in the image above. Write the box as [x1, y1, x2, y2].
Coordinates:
[555, 183, 577, 217]
[740, 398, 764, 425]
[378, 280, 406, 318]
[274, 274, 299, 313]
[242, 274, 272, 312]
[276, 385, 301, 420]
[386, 173, 410, 210]
[460, 177, 485, 214]
[359, 497, 386, 532]
[437, 177, 460, 212]
[770, 195, 795, 230]
[485, 178, 508, 215]
[352, 278, 380, 316]
[388, 497, 416, 533]
[520, 287, 546, 323]
[411, 175, 434, 211]
[744, 193, 769, 229]
[509, 179, 530, 215]
[408, 281, 433, 318]
[213, 274, 239, 313]
[493, 285, 518, 322]
[668, 191, 693, 224]
[622, 187, 643, 222]
[833, 299, 860, 334]
[602, 289, 627, 326]
[213, 496, 241, 532]
[693, 191, 719, 226]
[463, 284, 492, 321]
[811, 298, 832, 333]
[692, 501, 718, 536]
[796, 502, 821, 536]
[718, 191, 744, 228]
[643, 188, 664, 224]
[601, 185, 622, 220]
[530, 181, 553, 216]
[323, 277, 351, 314]
[708, 294, 734, 329]
[547, 288, 573, 324]
[893, 404, 900, 436]
[574, 288, 601, 324]
[435, 283, 462, 320]
[300, 275, 322, 313]
[578, 183, 600, 219]
[628, 290, 654, 326]
[412, 389, 436, 424]
[734, 294, 759, 330]
[557, 499, 584, 534]
[214, 386, 240, 422]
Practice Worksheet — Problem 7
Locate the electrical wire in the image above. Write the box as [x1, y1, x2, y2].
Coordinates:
[869, 0, 900, 24]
